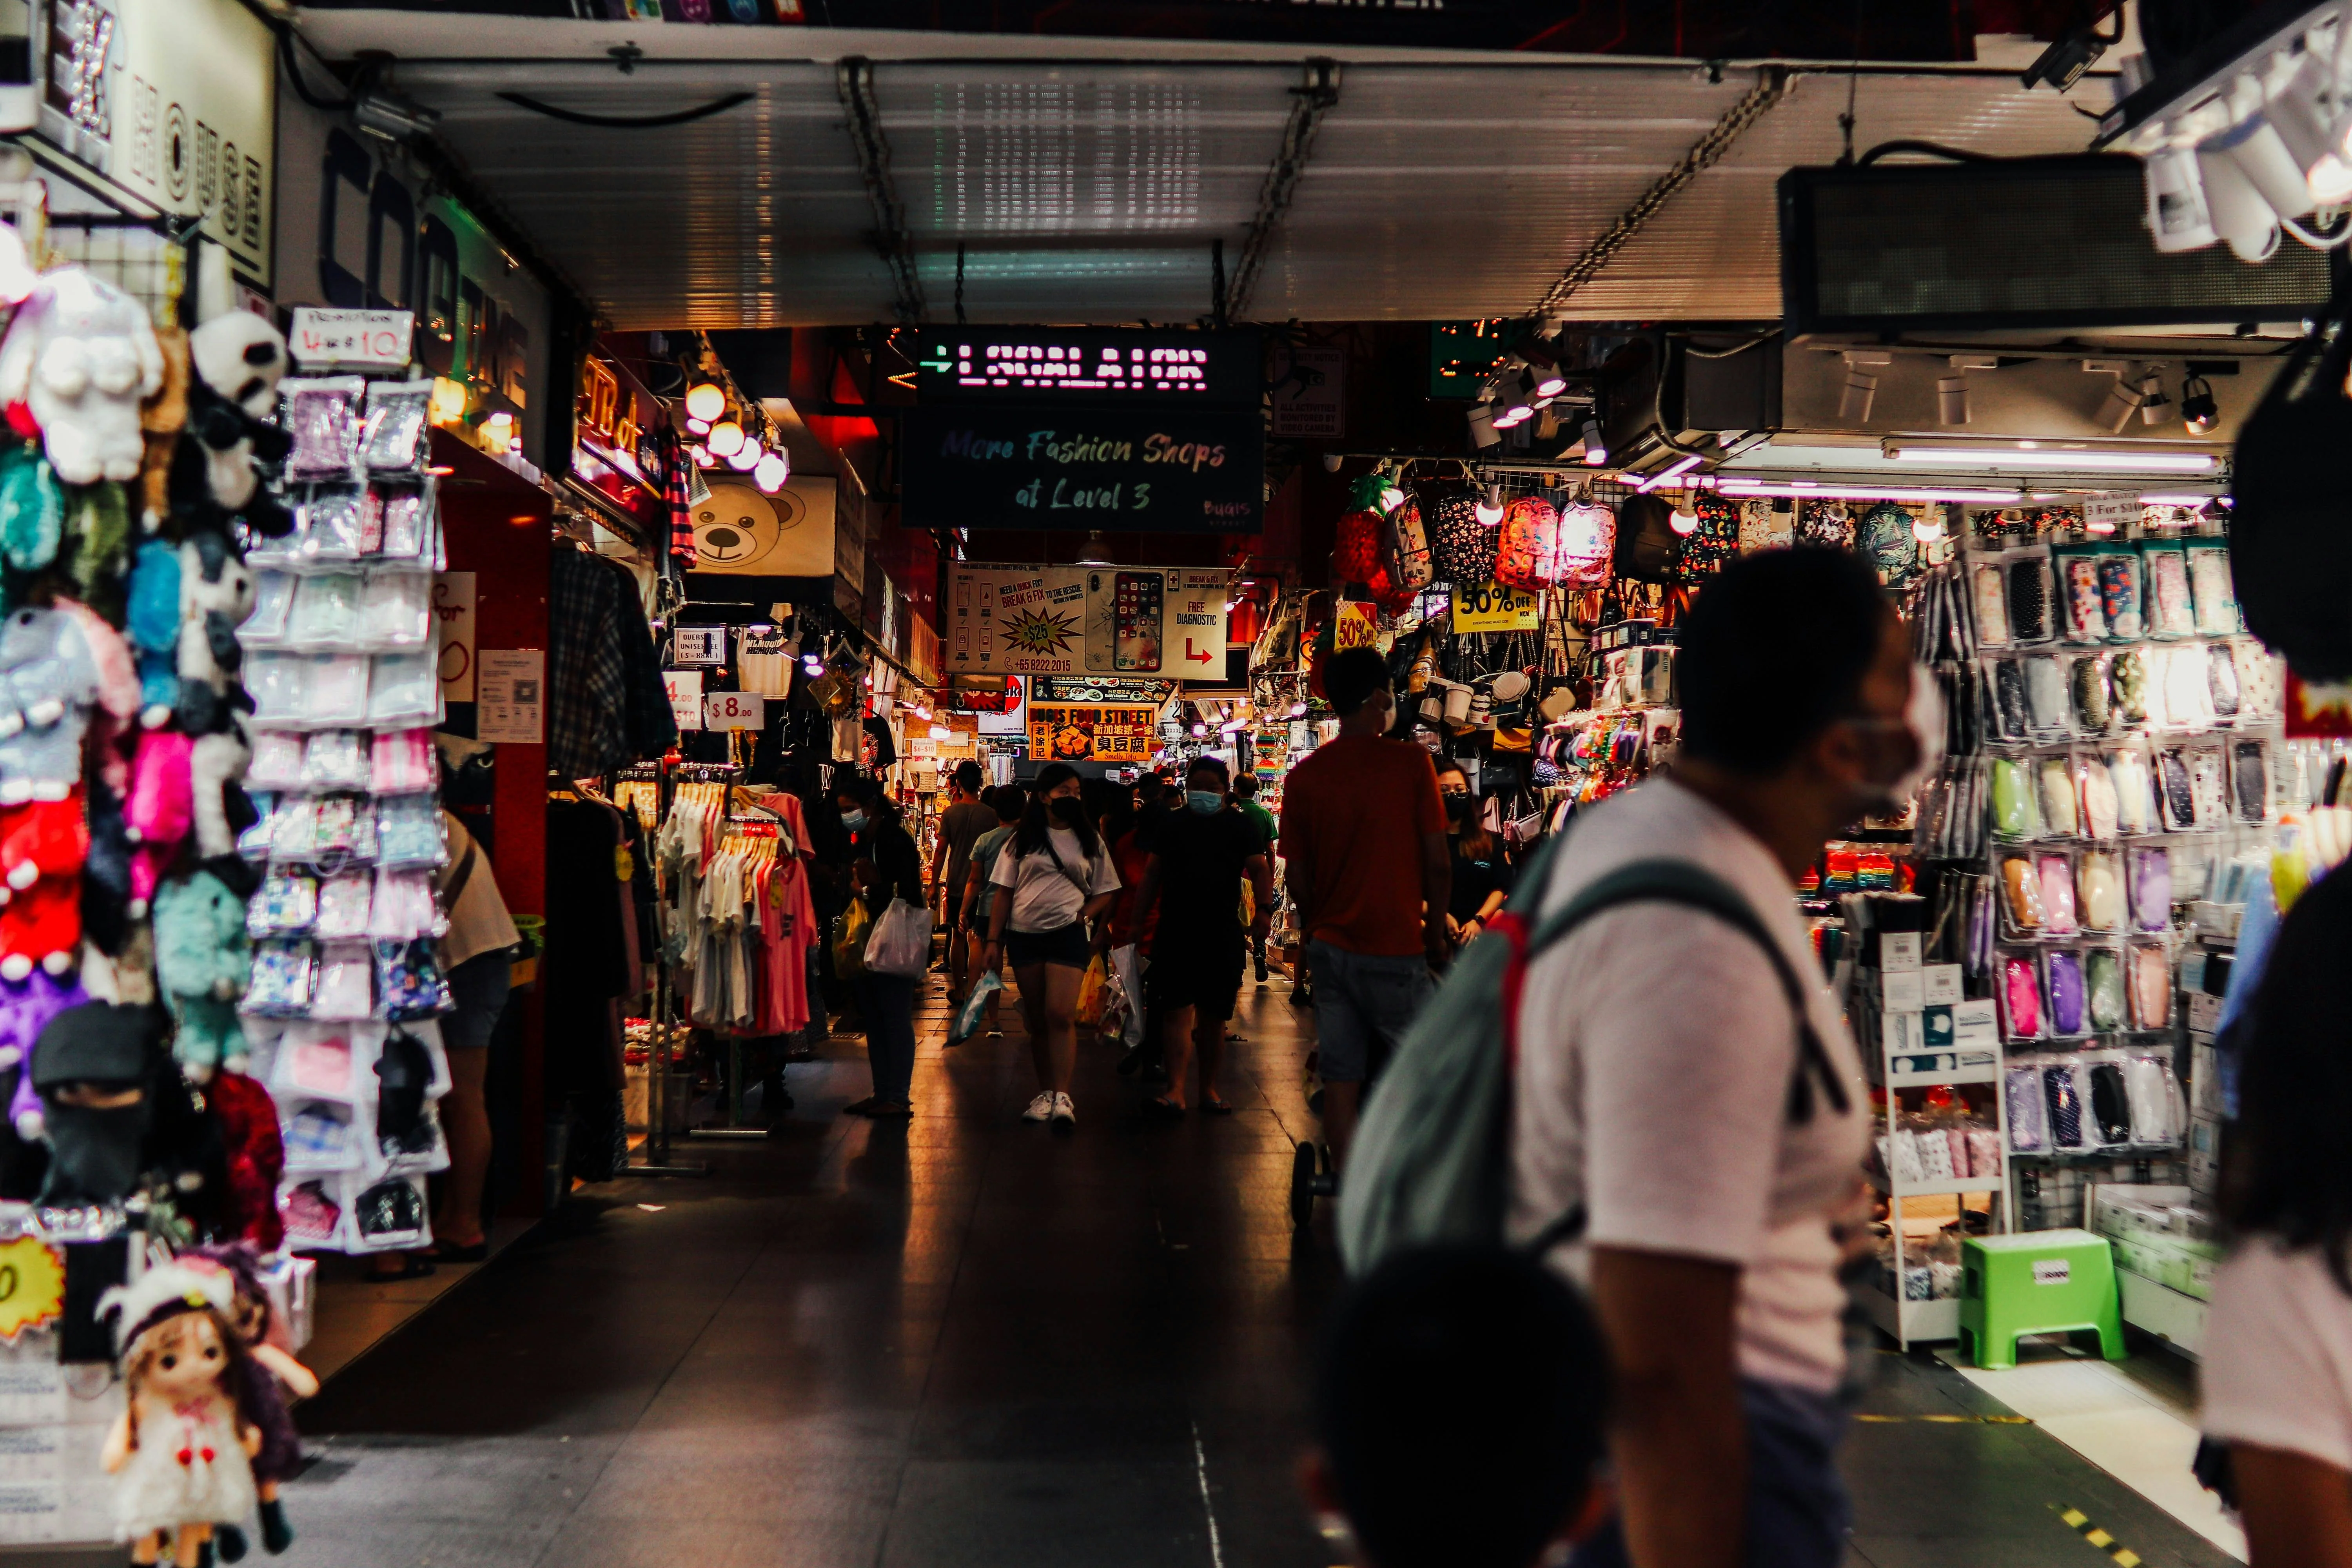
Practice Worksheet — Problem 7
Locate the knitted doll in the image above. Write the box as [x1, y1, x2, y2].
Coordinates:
[96, 1261, 259, 1568]
[183, 1243, 309, 1557]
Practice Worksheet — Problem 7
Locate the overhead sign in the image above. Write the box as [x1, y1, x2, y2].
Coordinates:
[1030, 675, 1179, 706]
[36, 0, 276, 283]
[691, 476, 837, 576]
[1270, 343, 1344, 438]
[915, 328, 1259, 407]
[903, 407, 1263, 534]
[1029, 702, 1160, 764]
[947, 564, 1229, 678]
[1452, 580, 1541, 633]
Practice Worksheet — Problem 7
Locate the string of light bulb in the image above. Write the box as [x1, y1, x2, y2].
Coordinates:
[681, 333, 791, 495]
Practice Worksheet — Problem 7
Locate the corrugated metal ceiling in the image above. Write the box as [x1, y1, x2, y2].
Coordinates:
[379, 54, 2100, 328]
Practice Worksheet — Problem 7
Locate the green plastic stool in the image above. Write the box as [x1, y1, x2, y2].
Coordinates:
[1959, 1229, 2125, 1370]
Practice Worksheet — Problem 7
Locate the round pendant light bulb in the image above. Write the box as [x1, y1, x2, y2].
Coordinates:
[727, 437, 764, 472]
[1669, 505, 1700, 536]
[753, 452, 789, 492]
[685, 383, 726, 422]
[686, 417, 709, 435]
[1379, 486, 1406, 513]
[706, 419, 746, 457]
[1473, 485, 1505, 527]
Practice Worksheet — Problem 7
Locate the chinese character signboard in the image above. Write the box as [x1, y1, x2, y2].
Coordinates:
[1028, 703, 1159, 763]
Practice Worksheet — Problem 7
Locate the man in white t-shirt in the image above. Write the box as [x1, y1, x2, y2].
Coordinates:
[1510, 548, 1929, 1568]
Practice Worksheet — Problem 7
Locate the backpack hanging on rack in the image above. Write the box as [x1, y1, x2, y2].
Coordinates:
[1557, 499, 1615, 587]
[1497, 497, 1562, 591]
[1428, 488, 1497, 586]
[1333, 508, 1387, 594]
[1384, 499, 1434, 593]
[1612, 493, 1681, 584]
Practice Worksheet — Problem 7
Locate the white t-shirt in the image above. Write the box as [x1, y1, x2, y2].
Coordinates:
[991, 827, 1121, 933]
[738, 631, 793, 697]
[1508, 776, 1869, 1394]
[2204, 1237, 2352, 1470]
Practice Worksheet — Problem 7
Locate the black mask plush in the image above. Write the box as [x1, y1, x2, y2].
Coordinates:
[30, 1004, 165, 1207]
[375, 1029, 436, 1155]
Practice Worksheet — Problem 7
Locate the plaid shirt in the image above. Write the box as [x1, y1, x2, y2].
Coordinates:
[550, 547, 660, 779]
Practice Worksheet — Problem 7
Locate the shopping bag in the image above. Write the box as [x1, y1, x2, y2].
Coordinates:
[1074, 952, 1112, 1031]
[1097, 960, 1132, 1045]
[949, 969, 1003, 1044]
[831, 900, 872, 979]
[1109, 944, 1146, 1051]
[864, 898, 934, 978]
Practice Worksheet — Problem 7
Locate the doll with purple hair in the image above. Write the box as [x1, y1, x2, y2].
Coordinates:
[183, 1244, 315, 1557]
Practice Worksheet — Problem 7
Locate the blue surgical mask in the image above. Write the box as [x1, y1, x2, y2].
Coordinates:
[840, 810, 867, 832]
[1187, 790, 1223, 815]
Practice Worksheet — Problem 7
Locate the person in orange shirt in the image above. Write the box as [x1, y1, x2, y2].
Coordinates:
[1278, 645, 1448, 1170]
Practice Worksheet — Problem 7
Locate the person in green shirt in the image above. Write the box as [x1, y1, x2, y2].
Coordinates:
[1234, 774, 1278, 983]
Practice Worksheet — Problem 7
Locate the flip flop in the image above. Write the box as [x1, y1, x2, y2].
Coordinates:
[1203, 1097, 1237, 1114]
[1144, 1096, 1187, 1119]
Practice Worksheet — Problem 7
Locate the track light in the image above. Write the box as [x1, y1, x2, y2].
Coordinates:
[687, 417, 710, 435]
[2180, 376, 2219, 435]
[1936, 375, 1969, 426]
[706, 420, 745, 457]
[1913, 506, 1949, 544]
[1468, 405, 1500, 449]
[1580, 417, 1608, 466]
[1838, 365, 1879, 423]
[2137, 371, 2170, 425]
[685, 383, 727, 423]
[2098, 376, 2147, 434]
[1501, 368, 1537, 423]
[2142, 143, 2217, 253]
[1474, 486, 1504, 527]
[1669, 501, 1699, 536]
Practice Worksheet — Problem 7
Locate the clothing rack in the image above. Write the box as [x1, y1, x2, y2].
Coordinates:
[693, 812, 789, 1140]
[630, 759, 734, 1178]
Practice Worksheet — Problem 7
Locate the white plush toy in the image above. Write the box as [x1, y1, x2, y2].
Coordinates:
[0, 268, 164, 485]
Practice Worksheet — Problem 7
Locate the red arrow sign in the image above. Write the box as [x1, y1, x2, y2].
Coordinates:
[1184, 639, 1216, 665]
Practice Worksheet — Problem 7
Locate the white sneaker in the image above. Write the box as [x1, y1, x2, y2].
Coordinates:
[1022, 1092, 1056, 1123]
[1050, 1092, 1076, 1126]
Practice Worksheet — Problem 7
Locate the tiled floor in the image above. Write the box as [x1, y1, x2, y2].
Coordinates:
[270, 971, 2245, 1568]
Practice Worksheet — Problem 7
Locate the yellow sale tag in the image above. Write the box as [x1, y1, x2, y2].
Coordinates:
[1452, 580, 1540, 633]
[0, 1236, 65, 1341]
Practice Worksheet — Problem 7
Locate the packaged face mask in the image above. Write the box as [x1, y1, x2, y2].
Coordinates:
[2039, 853, 2078, 935]
[1991, 756, 2040, 840]
[248, 652, 310, 725]
[2098, 546, 2145, 641]
[2085, 947, 2126, 1031]
[2129, 943, 2171, 1029]
[357, 569, 432, 650]
[1972, 561, 2011, 647]
[2078, 849, 2123, 931]
[2006, 1066, 2050, 1151]
[2143, 543, 2195, 638]
[2007, 550, 2054, 643]
[2186, 541, 2238, 636]
[2188, 748, 2228, 827]
[2109, 649, 2149, 728]
[2002, 953, 2044, 1038]
[367, 652, 439, 726]
[368, 869, 442, 941]
[296, 486, 369, 564]
[314, 871, 374, 941]
[377, 938, 450, 1021]
[372, 729, 438, 793]
[2038, 756, 2078, 838]
[2077, 755, 2120, 841]
[246, 942, 318, 1016]
[242, 572, 295, 645]
[247, 730, 306, 791]
[2234, 639, 2285, 721]
[2109, 747, 2156, 836]
[303, 730, 371, 792]
[282, 377, 367, 478]
[378, 485, 431, 560]
[2070, 653, 2111, 735]
[2025, 655, 2071, 736]
[2088, 1061, 2133, 1145]
[375, 793, 447, 869]
[1993, 660, 2029, 742]
[250, 872, 319, 938]
[2046, 948, 2087, 1035]
[2043, 1063, 2086, 1148]
[287, 573, 363, 649]
[2157, 747, 2196, 831]
[2056, 545, 2108, 642]
[2130, 847, 2170, 933]
[2001, 854, 2045, 933]
[313, 940, 378, 1021]
[2163, 644, 2215, 730]
[305, 655, 372, 728]
[362, 381, 434, 473]
[2207, 642, 2241, 719]
[2234, 738, 2270, 823]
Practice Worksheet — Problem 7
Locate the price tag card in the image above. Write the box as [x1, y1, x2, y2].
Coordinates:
[663, 669, 704, 731]
[1880, 932, 1922, 972]
[1452, 580, 1540, 633]
[1922, 964, 1963, 1006]
[288, 308, 415, 372]
[673, 627, 728, 666]
[704, 691, 765, 730]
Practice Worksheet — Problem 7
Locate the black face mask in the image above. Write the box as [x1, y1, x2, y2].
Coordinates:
[376, 1029, 437, 1155]
[1442, 791, 1472, 821]
[38, 1095, 151, 1205]
[1048, 797, 1084, 827]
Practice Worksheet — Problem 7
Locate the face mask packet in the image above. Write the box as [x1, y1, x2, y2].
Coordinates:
[375, 792, 447, 869]
[247, 651, 310, 726]
[1989, 754, 2042, 841]
[2076, 751, 2121, 841]
[2205, 641, 2241, 722]
[298, 654, 372, 729]
[2038, 850, 2078, 935]
[1969, 552, 2012, 649]
[313, 940, 379, 1021]
[377, 938, 450, 1022]
[377, 481, 432, 561]
[2069, 651, 2113, 737]
[372, 728, 438, 793]
[1986, 657, 2029, 743]
[2128, 845, 2172, 933]
[362, 380, 435, 473]
[2044, 946, 2090, 1036]
[2154, 746, 2198, 831]
[2023, 652, 2072, 738]
[2053, 542, 2109, 643]
[275, 1024, 359, 1102]
[348, 1174, 431, 1252]
[239, 791, 282, 861]
[1998, 851, 2046, 938]
[2037, 753, 2080, 838]
[2084, 944, 2128, 1032]
[307, 793, 378, 869]
[301, 729, 372, 793]
[245, 941, 318, 1017]
[356, 567, 433, 651]
[2141, 540, 2196, 639]
[2159, 643, 2216, 731]
[280, 1099, 356, 1173]
[2076, 847, 2125, 933]
[2043, 1059, 2088, 1149]
[296, 484, 371, 564]
[314, 870, 375, 942]
[241, 571, 296, 646]
[2127, 939, 2172, 1030]
[2003, 545, 2056, 646]
[2232, 637, 2286, 722]
[2107, 742, 2159, 837]
[269, 795, 321, 864]
[368, 869, 444, 942]
[2122, 1053, 2184, 1147]
[2097, 543, 2145, 641]
[2083, 1056, 2134, 1147]
[2005, 1063, 2050, 1152]
[2185, 539, 2238, 636]
[246, 730, 307, 791]
[2233, 736, 2272, 824]
[1999, 949, 2046, 1040]
[249, 871, 319, 939]
[367, 652, 441, 727]
[281, 377, 367, 478]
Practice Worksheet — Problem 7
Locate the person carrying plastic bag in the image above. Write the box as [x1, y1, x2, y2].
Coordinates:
[834, 774, 924, 1119]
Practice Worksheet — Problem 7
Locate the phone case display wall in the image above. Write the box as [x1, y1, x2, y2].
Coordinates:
[1903, 511, 2274, 1343]
[233, 354, 457, 1257]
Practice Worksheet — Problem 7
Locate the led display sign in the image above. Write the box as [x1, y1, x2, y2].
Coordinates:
[916, 328, 1259, 408]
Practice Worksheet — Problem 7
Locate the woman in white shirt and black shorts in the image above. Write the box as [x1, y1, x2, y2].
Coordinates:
[982, 763, 1120, 1129]
[2203, 864, 2352, 1565]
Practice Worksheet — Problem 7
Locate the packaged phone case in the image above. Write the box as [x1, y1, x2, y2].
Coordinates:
[246, 942, 318, 1016]
[367, 652, 440, 726]
[2099, 544, 2145, 641]
[2000, 853, 2046, 935]
[1991, 659, 2030, 742]
[305, 655, 371, 728]
[2129, 845, 2172, 933]
[357, 569, 432, 650]
[2055, 543, 2109, 642]
[2002, 953, 2045, 1039]
[247, 730, 307, 791]
[2044, 1062, 2087, 1148]
[2128, 941, 2172, 1029]
[2039, 853, 2078, 935]
[2157, 746, 2197, 831]
[2078, 753, 2120, 840]
[2007, 548, 2055, 644]
[282, 377, 367, 478]
[2024, 654, 2071, 737]
[314, 871, 374, 941]
[2038, 755, 2079, 838]
[296, 486, 369, 564]
[362, 380, 434, 472]
[2069, 652, 2112, 735]
[303, 730, 371, 793]
[1972, 559, 2012, 648]
[1991, 756, 2041, 840]
[2109, 745, 2158, 835]
[2143, 541, 2195, 638]
[2163, 644, 2216, 730]
[2234, 736, 2272, 822]
[2078, 848, 2123, 931]
[2109, 648, 2150, 729]
[2085, 947, 2127, 1031]
[2186, 539, 2238, 635]
[372, 728, 438, 793]
[2046, 948, 2089, 1036]
[2207, 641, 2241, 721]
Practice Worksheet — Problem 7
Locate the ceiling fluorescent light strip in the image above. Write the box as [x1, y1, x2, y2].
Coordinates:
[1715, 480, 2024, 504]
[1887, 446, 2217, 472]
[1637, 454, 1705, 492]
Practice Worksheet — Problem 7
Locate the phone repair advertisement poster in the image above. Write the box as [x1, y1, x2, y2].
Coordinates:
[946, 564, 1229, 679]
[1027, 703, 1160, 763]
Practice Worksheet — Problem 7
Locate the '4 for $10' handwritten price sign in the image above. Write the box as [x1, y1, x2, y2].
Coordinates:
[288, 307, 416, 373]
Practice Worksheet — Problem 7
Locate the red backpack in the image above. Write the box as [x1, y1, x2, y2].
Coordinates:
[1497, 497, 1561, 591]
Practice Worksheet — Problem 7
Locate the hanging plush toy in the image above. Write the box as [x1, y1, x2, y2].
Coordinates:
[174, 533, 253, 738]
[126, 539, 181, 726]
[151, 870, 248, 1076]
[0, 269, 165, 486]
[29, 1001, 162, 1205]
[172, 313, 293, 540]
[96, 1261, 260, 1568]
[183, 1243, 305, 1557]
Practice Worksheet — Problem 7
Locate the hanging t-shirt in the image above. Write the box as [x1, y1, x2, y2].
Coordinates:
[992, 827, 1120, 934]
[738, 630, 794, 697]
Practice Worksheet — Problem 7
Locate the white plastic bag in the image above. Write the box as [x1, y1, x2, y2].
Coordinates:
[864, 898, 933, 978]
[1109, 944, 1145, 1051]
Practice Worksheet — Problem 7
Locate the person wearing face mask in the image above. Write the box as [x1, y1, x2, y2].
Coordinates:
[983, 762, 1122, 1128]
[1507, 548, 1920, 1568]
[1435, 763, 1514, 958]
[1128, 757, 1273, 1115]
[834, 775, 924, 1118]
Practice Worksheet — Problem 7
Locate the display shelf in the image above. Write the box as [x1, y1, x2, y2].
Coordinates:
[1858, 1283, 1962, 1347]
[2118, 1266, 2207, 1358]
[1869, 1171, 2009, 1201]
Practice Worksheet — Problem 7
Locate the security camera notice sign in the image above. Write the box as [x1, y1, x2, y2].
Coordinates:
[901, 407, 1262, 534]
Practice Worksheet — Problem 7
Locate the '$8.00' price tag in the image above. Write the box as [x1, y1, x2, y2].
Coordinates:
[704, 692, 765, 730]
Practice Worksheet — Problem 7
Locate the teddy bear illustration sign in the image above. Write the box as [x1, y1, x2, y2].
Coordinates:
[286, 309, 414, 374]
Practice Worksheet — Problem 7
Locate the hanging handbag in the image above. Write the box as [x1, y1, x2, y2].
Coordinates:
[2233, 269, 2352, 678]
